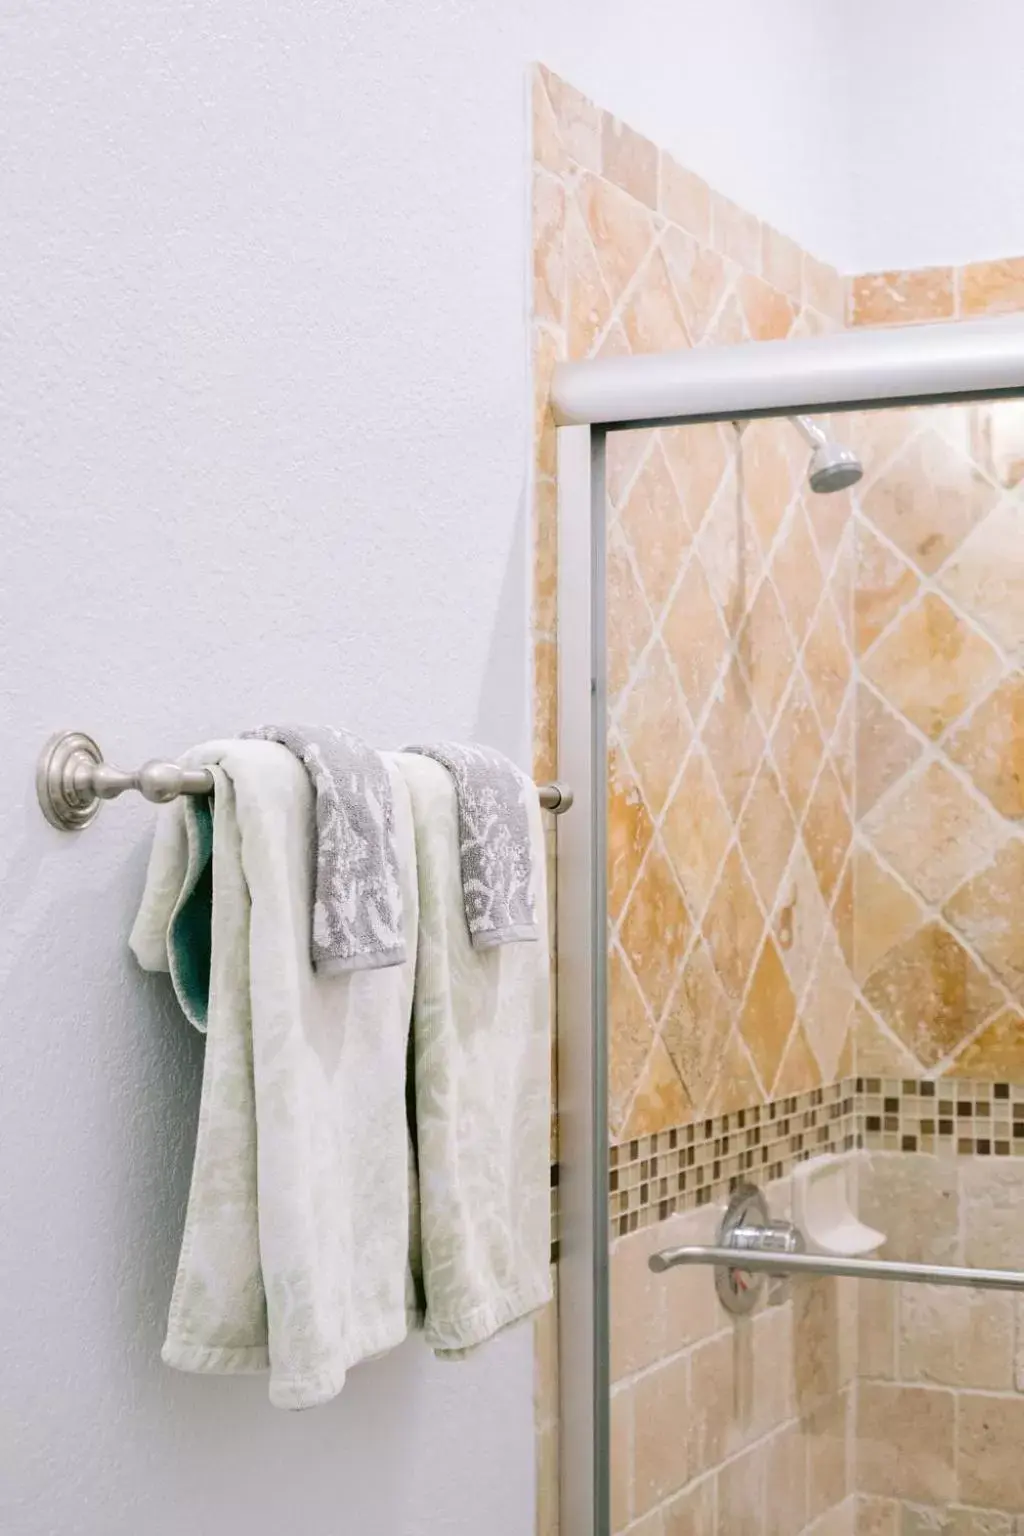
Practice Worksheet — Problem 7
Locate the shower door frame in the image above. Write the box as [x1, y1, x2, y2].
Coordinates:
[553, 316, 1024, 1536]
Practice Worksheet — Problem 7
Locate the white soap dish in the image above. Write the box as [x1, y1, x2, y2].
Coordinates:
[793, 1154, 885, 1257]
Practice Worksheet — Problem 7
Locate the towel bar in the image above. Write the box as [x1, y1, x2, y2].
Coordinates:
[36, 730, 573, 831]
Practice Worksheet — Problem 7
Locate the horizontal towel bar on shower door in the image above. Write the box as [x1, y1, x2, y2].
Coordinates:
[649, 1244, 1024, 1293]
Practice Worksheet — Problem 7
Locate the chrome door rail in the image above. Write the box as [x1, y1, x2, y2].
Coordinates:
[650, 1244, 1024, 1292]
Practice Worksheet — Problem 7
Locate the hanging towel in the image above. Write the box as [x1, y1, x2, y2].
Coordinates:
[394, 751, 552, 1356]
[243, 724, 406, 974]
[404, 742, 538, 948]
[129, 739, 420, 1409]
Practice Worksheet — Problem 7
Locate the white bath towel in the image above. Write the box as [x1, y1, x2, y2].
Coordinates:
[394, 753, 552, 1356]
[130, 740, 420, 1409]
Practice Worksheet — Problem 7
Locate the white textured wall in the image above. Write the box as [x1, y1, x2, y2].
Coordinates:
[1, 0, 998, 1531]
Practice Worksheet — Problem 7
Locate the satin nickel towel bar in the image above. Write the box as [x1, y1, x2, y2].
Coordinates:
[36, 730, 574, 832]
[650, 1185, 1024, 1311]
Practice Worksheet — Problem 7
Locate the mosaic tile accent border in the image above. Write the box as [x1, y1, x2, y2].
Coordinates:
[546, 1076, 1024, 1256]
[608, 1079, 857, 1240]
[858, 1075, 1024, 1157]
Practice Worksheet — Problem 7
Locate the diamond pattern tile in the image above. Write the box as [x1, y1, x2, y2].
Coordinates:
[619, 840, 692, 1024]
[738, 936, 796, 1090]
[703, 661, 765, 818]
[859, 427, 999, 575]
[944, 839, 1024, 1000]
[661, 939, 734, 1112]
[803, 595, 852, 736]
[661, 226, 730, 345]
[608, 739, 654, 924]
[701, 846, 764, 1004]
[661, 748, 732, 922]
[565, 198, 614, 358]
[940, 501, 1024, 657]
[946, 1008, 1024, 1080]
[708, 1030, 763, 1114]
[607, 525, 652, 704]
[619, 439, 692, 619]
[863, 760, 1005, 906]
[576, 170, 655, 307]
[803, 757, 852, 902]
[662, 555, 729, 718]
[852, 842, 926, 984]
[855, 683, 923, 817]
[608, 943, 655, 1135]
[617, 639, 691, 816]
[771, 672, 826, 820]
[773, 1025, 822, 1095]
[621, 245, 690, 356]
[739, 576, 797, 731]
[621, 1034, 692, 1139]
[771, 505, 823, 647]
[854, 521, 921, 656]
[737, 760, 796, 911]
[739, 419, 802, 555]
[862, 921, 1004, 1069]
[862, 592, 1001, 740]
[660, 422, 730, 538]
[947, 674, 1024, 818]
[774, 840, 829, 1003]
[801, 928, 856, 1081]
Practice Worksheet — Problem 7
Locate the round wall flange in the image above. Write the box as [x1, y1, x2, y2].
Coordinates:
[36, 730, 104, 831]
[715, 1183, 771, 1316]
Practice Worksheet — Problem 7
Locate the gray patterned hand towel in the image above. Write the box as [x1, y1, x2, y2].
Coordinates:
[403, 743, 538, 948]
[244, 724, 406, 973]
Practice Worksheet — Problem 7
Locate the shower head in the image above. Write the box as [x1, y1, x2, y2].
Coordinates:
[789, 415, 863, 495]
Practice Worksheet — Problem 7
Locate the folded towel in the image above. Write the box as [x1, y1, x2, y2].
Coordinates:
[404, 742, 538, 948]
[243, 724, 405, 974]
[395, 752, 552, 1356]
[130, 740, 420, 1409]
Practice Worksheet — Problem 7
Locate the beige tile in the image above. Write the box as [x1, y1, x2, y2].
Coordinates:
[774, 840, 829, 1004]
[947, 673, 1024, 819]
[620, 841, 692, 1023]
[809, 481, 854, 575]
[803, 254, 845, 326]
[533, 476, 557, 637]
[534, 1286, 559, 1425]
[853, 842, 927, 984]
[802, 927, 856, 1081]
[717, 1441, 767, 1536]
[687, 1331, 737, 1478]
[940, 502, 1024, 658]
[773, 1022, 822, 1095]
[855, 1495, 898, 1536]
[608, 942, 656, 1136]
[662, 230, 732, 348]
[862, 760, 1005, 906]
[903, 1507, 1015, 1536]
[962, 1159, 1024, 1270]
[945, 1007, 1024, 1081]
[858, 1277, 897, 1381]
[533, 636, 558, 783]
[660, 156, 712, 244]
[662, 939, 734, 1113]
[854, 684, 923, 819]
[660, 1209, 721, 1353]
[772, 505, 823, 647]
[859, 427, 998, 576]
[602, 115, 659, 209]
[772, 672, 827, 819]
[749, 1297, 797, 1433]
[741, 418, 804, 555]
[661, 422, 731, 534]
[739, 272, 796, 342]
[533, 322, 562, 480]
[608, 739, 654, 923]
[960, 256, 1024, 318]
[969, 400, 1024, 492]
[634, 1353, 691, 1513]
[805, 597, 853, 737]
[858, 1153, 959, 1265]
[806, 1387, 853, 1517]
[899, 1283, 1014, 1390]
[532, 66, 569, 176]
[804, 759, 853, 904]
[856, 1383, 955, 1503]
[533, 170, 566, 327]
[806, 1498, 857, 1536]
[854, 521, 920, 656]
[627, 1514, 665, 1536]
[608, 427, 654, 514]
[739, 761, 797, 912]
[619, 438, 693, 619]
[622, 246, 691, 356]
[862, 593, 1001, 740]
[622, 1035, 692, 1140]
[662, 751, 733, 923]
[958, 1393, 1024, 1511]
[762, 224, 804, 304]
[663, 557, 729, 719]
[794, 1276, 858, 1411]
[618, 640, 691, 817]
[702, 846, 765, 1006]
[611, 1386, 633, 1532]
[850, 268, 956, 328]
[537, 1416, 559, 1536]
[861, 919, 1004, 1068]
[708, 1028, 763, 1113]
[765, 1422, 809, 1536]
[607, 525, 653, 704]
[566, 196, 614, 358]
[662, 1475, 715, 1536]
[711, 192, 761, 273]
[739, 577, 798, 732]
[944, 839, 1024, 1001]
[833, 854, 855, 971]
[538, 67, 603, 172]
[738, 935, 797, 1091]
[702, 662, 765, 820]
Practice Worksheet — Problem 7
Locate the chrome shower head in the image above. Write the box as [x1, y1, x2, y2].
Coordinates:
[790, 414, 863, 494]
